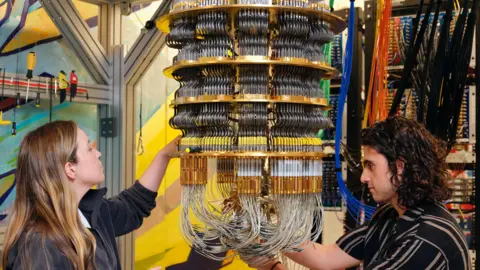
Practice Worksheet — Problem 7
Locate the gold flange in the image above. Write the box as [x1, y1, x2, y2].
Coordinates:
[237, 176, 262, 194]
[171, 95, 235, 107]
[198, 56, 234, 62]
[164, 57, 337, 79]
[270, 176, 323, 194]
[180, 156, 208, 185]
[170, 94, 331, 109]
[235, 94, 270, 101]
[171, 151, 326, 158]
[236, 55, 270, 62]
[275, 57, 309, 63]
[156, 4, 346, 35]
[271, 95, 330, 107]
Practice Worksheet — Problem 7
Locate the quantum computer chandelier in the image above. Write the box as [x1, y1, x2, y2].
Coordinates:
[157, 0, 346, 265]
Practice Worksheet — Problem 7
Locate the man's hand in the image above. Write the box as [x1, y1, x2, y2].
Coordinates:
[244, 257, 286, 270]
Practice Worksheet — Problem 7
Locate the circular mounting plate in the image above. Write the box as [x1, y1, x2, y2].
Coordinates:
[156, 4, 347, 35]
[164, 57, 338, 79]
[170, 94, 331, 109]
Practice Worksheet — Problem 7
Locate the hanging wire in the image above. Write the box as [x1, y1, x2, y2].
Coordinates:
[136, 80, 144, 156]
[336, 0, 376, 223]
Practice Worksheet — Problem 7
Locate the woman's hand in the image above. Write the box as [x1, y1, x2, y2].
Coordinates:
[139, 135, 181, 192]
[158, 136, 181, 158]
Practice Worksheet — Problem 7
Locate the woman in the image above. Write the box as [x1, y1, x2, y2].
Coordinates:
[2, 120, 179, 269]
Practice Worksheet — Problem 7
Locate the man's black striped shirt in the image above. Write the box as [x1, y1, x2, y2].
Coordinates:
[336, 202, 471, 270]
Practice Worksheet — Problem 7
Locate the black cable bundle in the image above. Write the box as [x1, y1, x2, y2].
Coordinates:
[440, 0, 479, 148]
[236, 9, 269, 56]
[202, 66, 234, 96]
[389, 0, 435, 116]
[426, 0, 454, 131]
[389, 0, 479, 150]
[196, 12, 233, 58]
[272, 12, 309, 59]
[168, 18, 199, 63]
[417, 0, 441, 123]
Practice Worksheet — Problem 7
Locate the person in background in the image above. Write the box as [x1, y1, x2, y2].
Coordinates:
[252, 116, 471, 270]
[2, 120, 180, 270]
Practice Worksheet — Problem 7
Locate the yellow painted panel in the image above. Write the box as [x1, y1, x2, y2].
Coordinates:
[3, 1, 97, 53]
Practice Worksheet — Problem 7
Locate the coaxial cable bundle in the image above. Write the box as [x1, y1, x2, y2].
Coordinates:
[387, 0, 480, 150]
[272, 12, 309, 59]
[202, 66, 234, 95]
[157, 1, 345, 266]
[236, 9, 269, 56]
[306, 20, 334, 63]
[335, 1, 376, 223]
[174, 69, 203, 97]
[197, 12, 233, 59]
[169, 18, 200, 63]
[238, 65, 269, 95]
[363, 0, 392, 126]
[238, 103, 268, 152]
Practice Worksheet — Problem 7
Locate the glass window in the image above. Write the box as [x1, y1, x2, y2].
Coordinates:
[122, 1, 165, 56]
[72, 0, 100, 40]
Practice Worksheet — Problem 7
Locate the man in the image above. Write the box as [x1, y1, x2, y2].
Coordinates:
[257, 116, 471, 270]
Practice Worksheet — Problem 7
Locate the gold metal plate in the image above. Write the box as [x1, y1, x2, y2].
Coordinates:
[270, 176, 323, 194]
[164, 57, 338, 79]
[156, 4, 346, 35]
[170, 94, 331, 109]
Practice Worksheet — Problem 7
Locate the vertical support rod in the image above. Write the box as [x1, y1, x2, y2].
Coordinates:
[363, 0, 376, 207]
[475, 3, 479, 268]
[363, 0, 376, 124]
[49, 78, 53, 123]
[345, 7, 364, 232]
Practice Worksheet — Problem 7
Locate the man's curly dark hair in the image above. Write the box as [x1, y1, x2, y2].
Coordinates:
[361, 116, 452, 208]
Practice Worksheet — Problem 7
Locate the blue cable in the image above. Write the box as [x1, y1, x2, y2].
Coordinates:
[335, 0, 376, 223]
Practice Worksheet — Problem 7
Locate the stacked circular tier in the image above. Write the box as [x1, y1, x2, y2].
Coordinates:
[157, 0, 346, 265]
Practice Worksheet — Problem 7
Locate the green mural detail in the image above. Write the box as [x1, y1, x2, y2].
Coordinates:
[0, 102, 98, 224]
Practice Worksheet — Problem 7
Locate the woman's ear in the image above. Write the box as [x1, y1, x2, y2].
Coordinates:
[64, 162, 76, 180]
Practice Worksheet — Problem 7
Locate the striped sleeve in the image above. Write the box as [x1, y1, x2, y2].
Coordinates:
[365, 238, 447, 270]
[335, 225, 368, 260]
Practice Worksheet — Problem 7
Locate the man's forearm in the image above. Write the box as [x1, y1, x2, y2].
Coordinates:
[139, 151, 171, 192]
[284, 242, 327, 270]
[284, 243, 360, 270]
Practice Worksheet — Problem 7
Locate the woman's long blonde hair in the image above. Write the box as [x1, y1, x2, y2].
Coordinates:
[2, 120, 96, 269]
